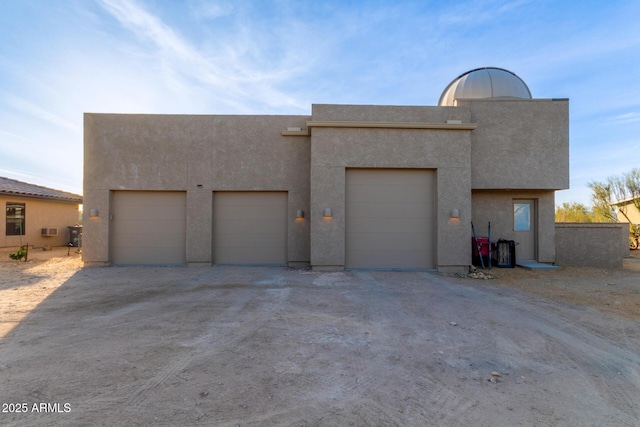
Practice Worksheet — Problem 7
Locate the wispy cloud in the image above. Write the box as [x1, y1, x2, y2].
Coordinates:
[188, 0, 234, 21]
[4, 93, 81, 134]
[96, 0, 309, 112]
[436, 0, 532, 25]
[607, 112, 640, 125]
[0, 129, 31, 142]
[98, 0, 205, 65]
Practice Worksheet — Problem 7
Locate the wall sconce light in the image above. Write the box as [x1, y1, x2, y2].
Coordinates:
[323, 208, 332, 218]
[296, 209, 304, 219]
[450, 209, 459, 219]
[90, 208, 99, 218]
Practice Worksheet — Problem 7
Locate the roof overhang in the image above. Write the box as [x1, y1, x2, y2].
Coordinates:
[282, 120, 477, 136]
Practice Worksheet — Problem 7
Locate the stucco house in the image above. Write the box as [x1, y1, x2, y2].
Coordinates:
[1, 176, 83, 249]
[82, 67, 569, 271]
[612, 198, 640, 224]
[611, 197, 640, 248]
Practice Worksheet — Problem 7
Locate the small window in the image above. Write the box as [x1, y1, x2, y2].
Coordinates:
[514, 203, 530, 231]
[6, 202, 25, 236]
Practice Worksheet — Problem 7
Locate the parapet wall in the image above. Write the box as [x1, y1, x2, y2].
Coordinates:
[555, 223, 627, 269]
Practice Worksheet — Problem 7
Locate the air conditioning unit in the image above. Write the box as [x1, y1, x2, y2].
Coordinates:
[41, 228, 59, 237]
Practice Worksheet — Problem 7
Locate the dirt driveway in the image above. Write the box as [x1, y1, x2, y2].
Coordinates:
[1, 249, 639, 426]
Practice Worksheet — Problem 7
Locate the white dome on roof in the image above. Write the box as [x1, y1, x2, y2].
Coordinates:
[438, 67, 532, 106]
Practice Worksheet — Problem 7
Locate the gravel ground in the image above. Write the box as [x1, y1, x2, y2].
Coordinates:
[0, 248, 639, 426]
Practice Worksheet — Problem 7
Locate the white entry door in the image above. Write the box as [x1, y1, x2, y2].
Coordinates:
[513, 199, 536, 261]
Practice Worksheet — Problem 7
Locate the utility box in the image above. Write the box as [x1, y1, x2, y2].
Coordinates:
[495, 239, 516, 268]
[68, 226, 83, 247]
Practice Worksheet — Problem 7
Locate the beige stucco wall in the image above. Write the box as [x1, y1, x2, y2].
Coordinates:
[620, 223, 631, 258]
[84, 100, 567, 270]
[616, 201, 640, 224]
[1, 195, 80, 248]
[471, 190, 556, 263]
[460, 99, 569, 190]
[83, 113, 310, 265]
[555, 223, 624, 268]
[309, 104, 473, 271]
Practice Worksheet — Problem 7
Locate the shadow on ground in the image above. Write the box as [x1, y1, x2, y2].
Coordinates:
[1, 262, 639, 426]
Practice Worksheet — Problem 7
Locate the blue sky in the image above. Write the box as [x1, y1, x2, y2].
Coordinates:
[1, 0, 639, 206]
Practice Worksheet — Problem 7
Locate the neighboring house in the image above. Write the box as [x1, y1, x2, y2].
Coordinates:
[1, 177, 83, 248]
[83, 67, 569, 271]
[611, 197, 640, 248]
[612, 197, 640, 224]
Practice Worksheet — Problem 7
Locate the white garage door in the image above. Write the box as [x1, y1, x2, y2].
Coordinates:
[346, 169, 435, 269]
[213, 192, 287, 264]
[112, 191, 186, 265]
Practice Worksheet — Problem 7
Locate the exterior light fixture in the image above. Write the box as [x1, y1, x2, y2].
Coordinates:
[450, 209, 459, 219]
[323, 208, 332, 218]
[296, 209, 304, 219]
[89, 208, 99, 218]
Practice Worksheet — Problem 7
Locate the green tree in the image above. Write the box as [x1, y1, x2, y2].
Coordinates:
[589, 168, 640, 248]
[587, 180, 617, 222]
[615, 168, 640, 221]
[588, 167, 640, 223]
[555, 202, 595, 222]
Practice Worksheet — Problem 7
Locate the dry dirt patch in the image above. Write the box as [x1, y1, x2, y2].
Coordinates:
[457, 253, 640, 321]
[0, 248, 639, 426]
[2, 247, 639, 322]
[0, 247, 82, 337]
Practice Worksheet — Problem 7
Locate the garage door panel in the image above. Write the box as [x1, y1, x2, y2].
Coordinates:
[346, 169, 435, 269]
[117, 205, 185, 219]
[115, 192, 183, 206]
[216, 192, 285, 207]
[347, 217, 431, 233]
[215, 233, 286, 249]
[113, 232, 186, 248]
[348, 250, 431, 269]
[114, 246, 186, 264]
[112, 191, 186, 264]
[114, 219, 182, 234]
[348, 169, 426, 185]
[217, 219, 285, 235]
[347, 202, 433, 220]
[214, 192, 287, 264]
[347, 232, 432, 251]
[215, 206, 287, 221]
[347, 184, 430, 204]
[215, 247, 286, 265]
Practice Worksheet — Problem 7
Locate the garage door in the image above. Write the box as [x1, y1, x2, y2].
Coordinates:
[213, 192, 287, 264]
[112, 191, 186, 265]
[346, 169, 435, 269]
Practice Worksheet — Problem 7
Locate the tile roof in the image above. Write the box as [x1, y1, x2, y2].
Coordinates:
[0, 176, 82, 203]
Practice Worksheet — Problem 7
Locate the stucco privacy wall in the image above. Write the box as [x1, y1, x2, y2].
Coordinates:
[621, 223, 631, 258]
[83, 114, 310, 265]
[310, 104, 473, 270]
[1, 196, 80, 248]
[555, 223, 625, 268]
[471, 190, 556, 263]
[460, 99, 569, 190]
